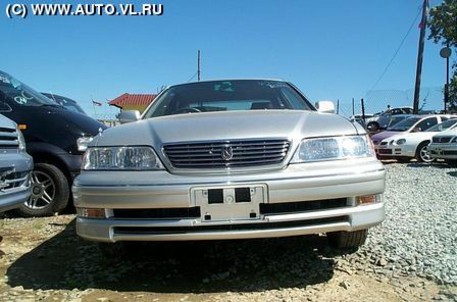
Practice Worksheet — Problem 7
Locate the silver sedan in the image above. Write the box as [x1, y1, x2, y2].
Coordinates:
[73, 79, 385, 254]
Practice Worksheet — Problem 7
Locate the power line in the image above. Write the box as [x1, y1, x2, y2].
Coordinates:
[366, 5, 423, 95]
[186, 71, 198, 83]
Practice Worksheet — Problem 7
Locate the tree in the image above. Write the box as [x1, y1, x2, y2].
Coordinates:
[428, 0, 457, 112]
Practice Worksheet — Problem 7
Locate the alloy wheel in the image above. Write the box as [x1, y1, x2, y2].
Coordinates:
[25, 170, 56, 209]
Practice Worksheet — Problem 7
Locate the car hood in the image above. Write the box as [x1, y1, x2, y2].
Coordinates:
[0, 114, 16, 130]
[371, 130, 404, 143]
[385, 131, 439, 143]
[432, 128, 457, 139]
[93, 110, 361, 147]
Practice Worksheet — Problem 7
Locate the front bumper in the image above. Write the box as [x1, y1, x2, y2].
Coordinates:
[0, 184, 31, 212]
[0, 152, 33, 212]
[428, 143, 457, 160]
[73, 158, 386, 242]
[375, 144, 414, 158]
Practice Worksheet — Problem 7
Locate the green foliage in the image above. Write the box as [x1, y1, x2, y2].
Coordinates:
[428, 0, 457, 111]
[449, 75, 457, 112]
[428, 0, 457, 46]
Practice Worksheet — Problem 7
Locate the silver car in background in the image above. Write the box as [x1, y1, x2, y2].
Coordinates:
[0, 114, 32, 212]
[428, 128, 457, 166]
[73, 79, 386, 253]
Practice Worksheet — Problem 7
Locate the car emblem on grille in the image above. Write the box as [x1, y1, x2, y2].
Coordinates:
[221, 145, 233, 161]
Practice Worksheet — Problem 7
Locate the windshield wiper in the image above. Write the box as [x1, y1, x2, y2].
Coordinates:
[40, 103, 64, 108]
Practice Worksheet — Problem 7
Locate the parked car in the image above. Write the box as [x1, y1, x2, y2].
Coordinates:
[371, 115, 452, 147]
[42, 93, 87, 115]
[374, 118, 457, 162]
[0, 114, 33, 212]
[0, 70, 107, 216]
[367, 114, 413, 133]
[366, 106, 414, 132]
[73, 79, 386, 255]
[428, 128, 457, 166]
[349, 113, 375, 128]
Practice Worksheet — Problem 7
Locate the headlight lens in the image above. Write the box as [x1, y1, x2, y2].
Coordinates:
[291, 135, 374, 163]
[396, 138, 406, 145]
[17, 127, 26, 152]
[451, 137, 457, 144]
[82, 146, 164, 170]
[77, 136, 94, 152]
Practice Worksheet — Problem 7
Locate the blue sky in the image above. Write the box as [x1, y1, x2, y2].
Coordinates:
[0, 0, 452, 117]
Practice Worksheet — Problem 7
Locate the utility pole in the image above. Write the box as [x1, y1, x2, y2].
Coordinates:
[361, 98, 366, 126]
[352, 98, 355, 116]
[197, 50, 201, 81]
[412, 0, 428, 114]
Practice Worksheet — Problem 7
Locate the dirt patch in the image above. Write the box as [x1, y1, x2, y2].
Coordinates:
[0, 215, 455, 301]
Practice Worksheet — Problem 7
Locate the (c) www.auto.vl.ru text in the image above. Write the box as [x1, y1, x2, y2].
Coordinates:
[5, 2, 164, 19]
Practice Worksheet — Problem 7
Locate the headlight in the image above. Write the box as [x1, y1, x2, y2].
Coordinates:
[77, 136, 94, 152]
[291, 135, 374, 163]
[396, 138, 406, 145]
[17, 127, 26, 152]
[82, 146, 164, 170]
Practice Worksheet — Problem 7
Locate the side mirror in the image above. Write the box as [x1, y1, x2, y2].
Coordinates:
[315, 101, 335, 114]
[119, 110, 141, 124]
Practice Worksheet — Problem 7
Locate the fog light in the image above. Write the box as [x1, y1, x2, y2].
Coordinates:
[356, 194, 379, 205]
[76, 208, 106, 218]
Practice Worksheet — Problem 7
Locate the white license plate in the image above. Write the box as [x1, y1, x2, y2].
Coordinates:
[191, 185, 267, 222]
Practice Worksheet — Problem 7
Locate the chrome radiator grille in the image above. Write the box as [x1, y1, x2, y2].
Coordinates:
[163, 139, 291, 169]
[0, 127, 19, 149]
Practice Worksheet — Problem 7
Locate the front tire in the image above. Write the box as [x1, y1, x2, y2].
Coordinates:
[16, 163, 70, 217]
[415, 142, 433, 162]
[327, 229, 368, 250]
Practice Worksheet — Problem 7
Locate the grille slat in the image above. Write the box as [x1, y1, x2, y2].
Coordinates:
[0, 129, 19, 149]
[169, 152, 287, 161]
[164, 139, 291, 169]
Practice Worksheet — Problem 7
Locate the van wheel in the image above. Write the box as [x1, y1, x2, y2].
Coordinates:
[327, 229, 368, 250]
[16, 163, 69, 217]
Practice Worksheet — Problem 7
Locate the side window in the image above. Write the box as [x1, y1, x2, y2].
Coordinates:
[415, 118, 438, 131]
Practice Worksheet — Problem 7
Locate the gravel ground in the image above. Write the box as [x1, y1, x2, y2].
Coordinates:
[0, 162, 456, 301]
[360, 162, 457, 286]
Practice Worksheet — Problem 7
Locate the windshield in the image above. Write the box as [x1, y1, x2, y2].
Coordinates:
[0, 71, 58, 106]
[43, 93, 86, 114]
[387, 115, 409, 127]
[143, 80, 314, 118]
[387, 116, 421, 131]
[426, 119, 457, 132]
